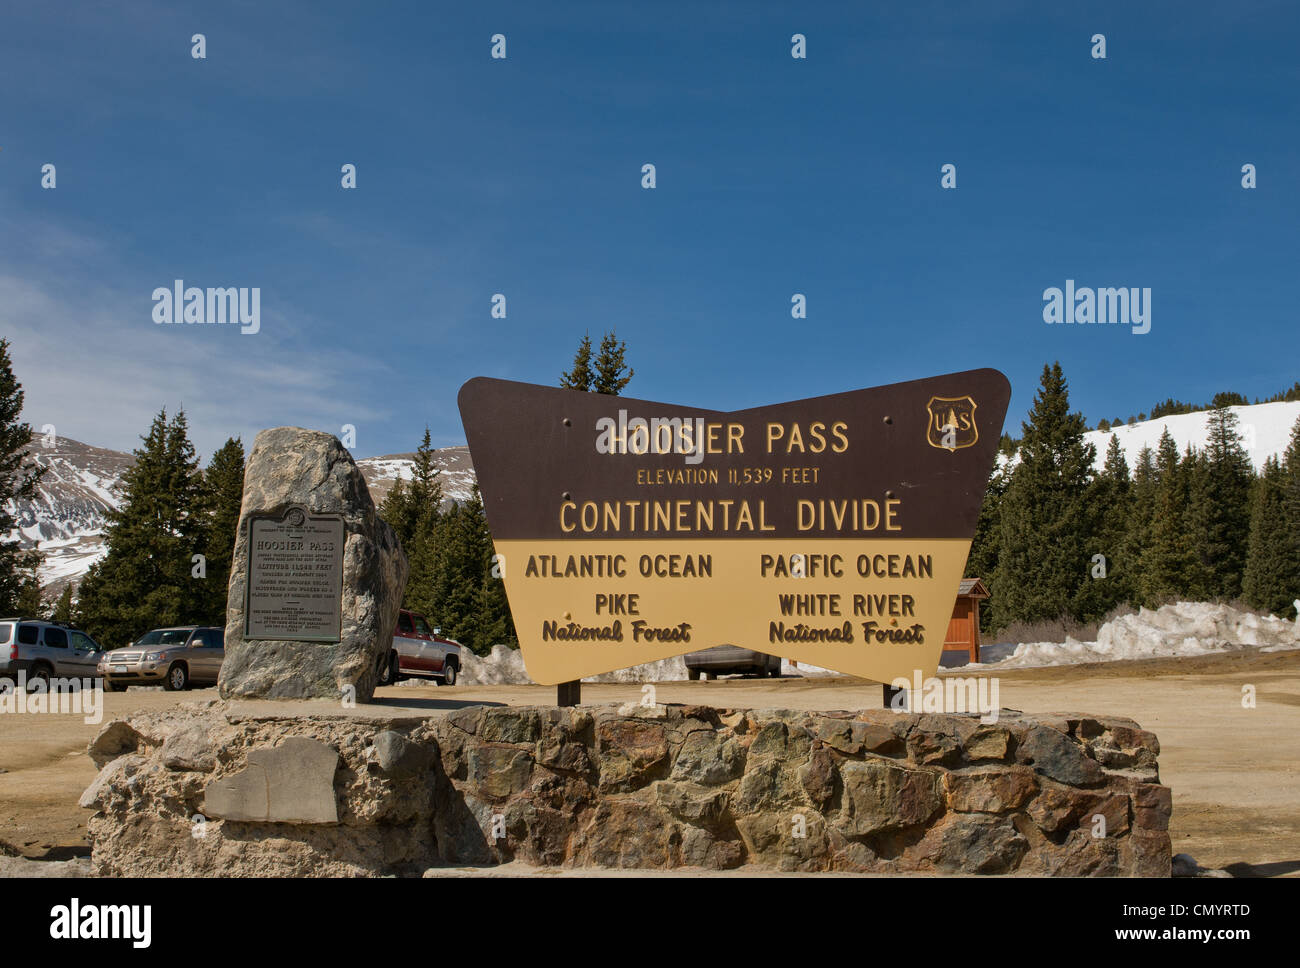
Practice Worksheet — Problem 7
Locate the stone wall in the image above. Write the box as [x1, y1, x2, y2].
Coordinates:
[81, 701, 1171, 876]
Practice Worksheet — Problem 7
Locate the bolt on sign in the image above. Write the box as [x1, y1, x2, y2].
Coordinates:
[458, 369, 1010, 685]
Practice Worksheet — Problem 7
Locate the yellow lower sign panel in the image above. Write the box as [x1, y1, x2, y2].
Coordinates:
[497, 538, 971, 685]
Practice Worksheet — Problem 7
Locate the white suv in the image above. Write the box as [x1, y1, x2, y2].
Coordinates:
[0, 618, 105, 684]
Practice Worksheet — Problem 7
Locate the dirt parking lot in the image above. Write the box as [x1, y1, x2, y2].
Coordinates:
[1, 649, 1297, 875]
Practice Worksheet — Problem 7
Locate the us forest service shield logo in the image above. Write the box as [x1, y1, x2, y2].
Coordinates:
[460, 369, 1010, 685]
[926, 395, 979, 451]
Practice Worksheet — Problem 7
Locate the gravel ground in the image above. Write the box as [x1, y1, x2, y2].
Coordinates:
[1, 647, 1296, 876]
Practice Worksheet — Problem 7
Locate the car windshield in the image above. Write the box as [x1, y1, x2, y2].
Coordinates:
[135, 629, 191, 647]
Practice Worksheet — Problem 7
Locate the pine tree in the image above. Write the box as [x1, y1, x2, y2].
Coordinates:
[383, 429, 514, 653]
[1137, 430, 1199, 604]
[379, 477, 417, 548]
[74, 409, 207, 648]
[1281, 416, 1300, 535]
[560, 333, 595, 391]
[592, 331, 633, 395]
[197, 438, 245, 625]
[964, 465, 1006, 634]
[1211, 391, 1247, 409]
[472, 527, 516, 653]
[420, 489, 497, 654]
[14, 554, 43, 617]
[403, 498, 443, 615]
[1242, 457, 1299, 617]
[384, 428, 446, 612]
[1269, 414, 1300, 613]
[1073, 434, 1132, 619]
[0, 338, 47, 614]
[51, 584, 74, 623]
[1180, 445, 1214, 600]
[990, 362, 1096, 628]
[408, 428, 444, 510]
[966, 466, 1006, 580]
[1123, 444, 1157, 600]
[1189, 408, 1253, 600]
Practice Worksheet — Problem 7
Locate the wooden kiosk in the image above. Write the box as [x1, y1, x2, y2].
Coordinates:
[942, 577, 989, 665]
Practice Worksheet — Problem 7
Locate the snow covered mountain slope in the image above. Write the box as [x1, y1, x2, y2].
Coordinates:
[356, 446, 478, 508]
[3, 439, 479, 597]
[4, 437, 133, 595]
[1083, 401, 1300, 473]
[998, 400, 1300, 474]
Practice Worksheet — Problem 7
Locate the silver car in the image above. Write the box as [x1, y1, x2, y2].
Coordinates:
[0, 618, 106, 684]
[98, 626, 225, 691]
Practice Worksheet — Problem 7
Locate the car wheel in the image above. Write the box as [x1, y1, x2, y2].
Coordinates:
[164, 663, 188, 691]
[440, 662, 457, 687]
[687, 668, 700, 681]
[28, 664, 52, 687]
[106, 681, 126, 692]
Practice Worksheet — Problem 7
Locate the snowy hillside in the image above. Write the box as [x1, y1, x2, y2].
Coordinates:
[1000, 400, 1300, 474]
[3, 439, 479, 597]
[356, 446, 478, 508]
[1083, 401, 1300, 473]
[4, 438, 133, 595]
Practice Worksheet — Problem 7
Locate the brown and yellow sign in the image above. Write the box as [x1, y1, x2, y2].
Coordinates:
[458, 369, 1010, 685]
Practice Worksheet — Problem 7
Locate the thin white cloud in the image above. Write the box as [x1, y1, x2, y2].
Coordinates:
[1, 271, 392, 461]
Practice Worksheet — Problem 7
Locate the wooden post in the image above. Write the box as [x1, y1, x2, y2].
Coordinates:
[882, 682, 906, 711]
[557, 679, 581, 707]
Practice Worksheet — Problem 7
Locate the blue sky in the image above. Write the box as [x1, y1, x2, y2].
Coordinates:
[2, 1, 1296, 460]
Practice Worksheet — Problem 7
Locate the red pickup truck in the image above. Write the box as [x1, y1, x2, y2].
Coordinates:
[376, 609, 463, 687]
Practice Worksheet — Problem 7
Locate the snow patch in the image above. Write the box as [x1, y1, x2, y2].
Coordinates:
[970, 601, 1300, 671]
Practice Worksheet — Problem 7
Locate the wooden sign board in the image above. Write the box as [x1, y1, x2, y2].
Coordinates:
[458, 369, 1010, 685]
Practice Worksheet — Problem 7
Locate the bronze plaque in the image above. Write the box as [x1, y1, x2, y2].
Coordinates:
[458, 369, 1010, 685]
[245, 506, 346, 642]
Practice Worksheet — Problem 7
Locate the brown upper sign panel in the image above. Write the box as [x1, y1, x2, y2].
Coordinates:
[459, 369, 1010, 685]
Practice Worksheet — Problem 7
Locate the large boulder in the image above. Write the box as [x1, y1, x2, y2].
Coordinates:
[218, 427, 408, 702]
